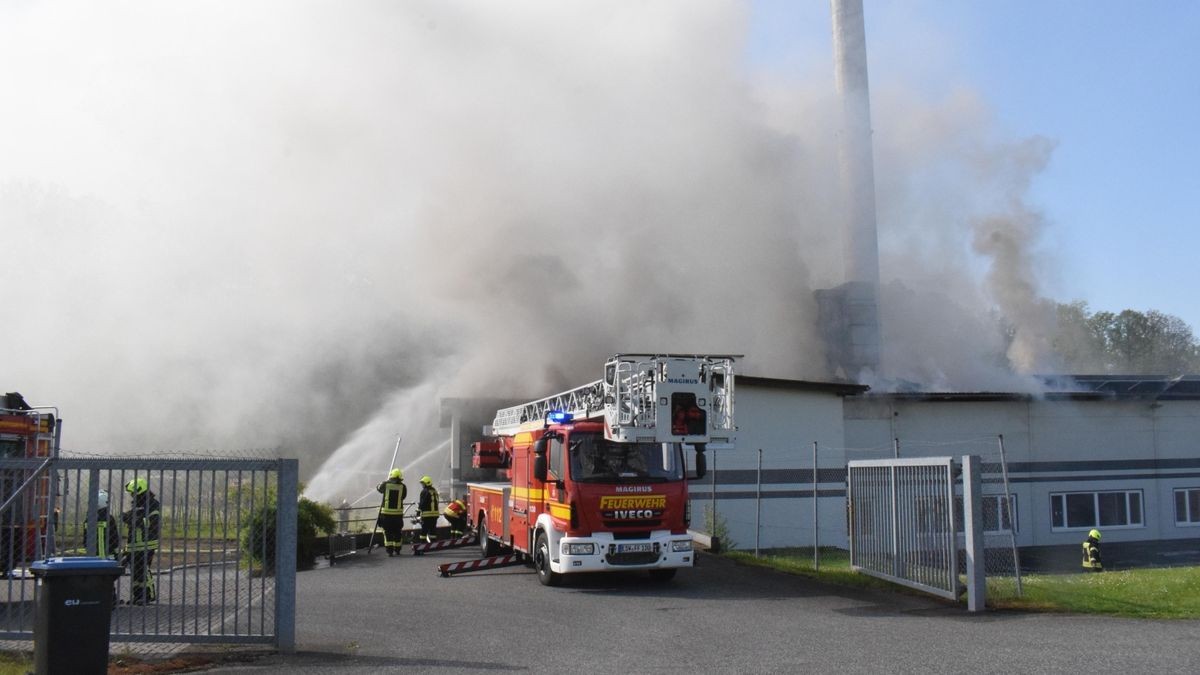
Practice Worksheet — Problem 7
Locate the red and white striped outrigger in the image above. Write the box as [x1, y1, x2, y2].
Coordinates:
[411, 532, 477, 556]
[437, 553, 528, 577]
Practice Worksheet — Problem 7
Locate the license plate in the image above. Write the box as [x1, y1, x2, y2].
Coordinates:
[617, 543, 652, 553]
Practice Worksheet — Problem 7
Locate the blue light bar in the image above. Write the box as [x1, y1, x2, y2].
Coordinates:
[547, 410, 574, 424]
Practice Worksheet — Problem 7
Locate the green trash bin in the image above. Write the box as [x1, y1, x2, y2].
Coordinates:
[30, 557, 124, 675]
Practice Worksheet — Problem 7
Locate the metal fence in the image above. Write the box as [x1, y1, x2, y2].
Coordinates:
[0, 456, 297, 650]
[692, 439, 1022, 602]
[847, 457, 960, 599]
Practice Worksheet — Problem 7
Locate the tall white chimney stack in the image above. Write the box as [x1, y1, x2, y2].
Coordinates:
[830, 0, 881, 376]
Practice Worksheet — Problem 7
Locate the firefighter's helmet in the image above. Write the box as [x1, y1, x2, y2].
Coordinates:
[97, 489, 109, 510]
[1089, 529, 1101, 540]
[420, 475, 433, 486]
[125, 477, 149, 496]
[389, 468, 403, 480]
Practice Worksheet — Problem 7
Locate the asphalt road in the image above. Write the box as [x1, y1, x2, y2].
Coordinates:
[205, 546, 1200, 674]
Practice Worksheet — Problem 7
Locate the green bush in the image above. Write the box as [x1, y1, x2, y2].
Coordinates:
[702, 505, 736, 552]
[242, 495, 335, 573]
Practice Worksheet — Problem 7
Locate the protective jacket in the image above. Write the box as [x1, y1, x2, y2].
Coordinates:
[442, 497, 467, 520]
[84, 509, 122, 559]
[377, 478, 407, 515]
[97, 509, 121, 558]
[418, 484, 440, 519]
[1082, 536, 1102, 571]
[122, 493, 162, 553]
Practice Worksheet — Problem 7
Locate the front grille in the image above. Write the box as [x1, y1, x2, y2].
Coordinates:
[605, 521, 661, 531]
[605, 551, 660, 566]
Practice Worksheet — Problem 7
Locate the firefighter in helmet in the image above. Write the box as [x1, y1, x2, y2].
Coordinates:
[417, 476, 439, 543]
[1082, 528, 1103, 572]
[121, 477, 161, 604]
[88, 489, 122, 604]
[90, 489, 121, 560]
[441, 494, 468, 538]
[376, 468, 407, 556]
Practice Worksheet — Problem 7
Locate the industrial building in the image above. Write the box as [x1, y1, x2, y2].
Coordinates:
[442, 374, 1200, 570]
[693, 375, 1200, 569]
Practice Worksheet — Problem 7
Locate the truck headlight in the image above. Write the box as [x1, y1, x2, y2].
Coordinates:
[670, 540, 693, 552]
[563, 542, 595, 555]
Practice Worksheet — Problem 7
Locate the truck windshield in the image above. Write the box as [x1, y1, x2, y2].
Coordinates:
[567, 434, 682, 483]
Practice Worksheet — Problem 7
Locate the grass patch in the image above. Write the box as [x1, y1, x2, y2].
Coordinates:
[989, 567, 1200, 619]
[725, 547, 900, 593]
[0, 652, 31, 675]
[730, 547, 1200, 619]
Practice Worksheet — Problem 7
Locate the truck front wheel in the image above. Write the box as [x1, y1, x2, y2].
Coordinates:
[534, 531, 562, 587]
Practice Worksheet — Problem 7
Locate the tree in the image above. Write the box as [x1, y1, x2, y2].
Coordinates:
[1050, 301, 1107, 372]
[1051, 302, 1200, 374]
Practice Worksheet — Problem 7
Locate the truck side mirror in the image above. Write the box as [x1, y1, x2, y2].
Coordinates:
[533, 438, 548, 482]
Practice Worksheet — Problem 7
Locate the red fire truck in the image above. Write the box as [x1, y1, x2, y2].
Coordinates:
[467, 354, 736, 585]
[0, 392, 61, 576]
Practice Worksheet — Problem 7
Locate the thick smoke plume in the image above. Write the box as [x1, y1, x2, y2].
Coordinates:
[1, 2, 1060, 501]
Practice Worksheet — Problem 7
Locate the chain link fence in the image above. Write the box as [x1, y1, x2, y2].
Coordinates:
[687, 445, 845, 567]
[691, 437, 1023, 604]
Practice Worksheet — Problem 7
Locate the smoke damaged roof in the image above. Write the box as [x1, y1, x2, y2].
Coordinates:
[863, 375, 1200, 402]
[739, 375, 869, 396]
[1042, 375, 1200, 399]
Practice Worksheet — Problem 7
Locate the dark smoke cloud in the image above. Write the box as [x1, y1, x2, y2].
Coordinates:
[1, 2, 1061, 500]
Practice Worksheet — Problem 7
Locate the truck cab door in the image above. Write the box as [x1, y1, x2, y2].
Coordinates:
[546, 436, 572, 531]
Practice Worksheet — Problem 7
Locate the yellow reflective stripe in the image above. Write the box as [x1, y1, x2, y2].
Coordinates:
[548, 503, 571, 519]
[97, 521, 108, 558]
[511, 486, 546, 500]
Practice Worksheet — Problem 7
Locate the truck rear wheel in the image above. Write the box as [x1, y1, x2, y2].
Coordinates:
[534, 531, 562, 587]
[478, 515, 500, 557]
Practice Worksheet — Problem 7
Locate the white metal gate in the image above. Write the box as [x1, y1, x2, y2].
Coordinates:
[847, 457, 959, 599]
[847, 456, 986, 609]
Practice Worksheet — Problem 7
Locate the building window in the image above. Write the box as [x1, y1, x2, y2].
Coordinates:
[1175, 488, 1200, 526]
[955, 494, 1018, 533]
[1050, 490, 1143, 531]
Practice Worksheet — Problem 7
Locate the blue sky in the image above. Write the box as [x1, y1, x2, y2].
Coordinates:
[749, 0, 1200, 330]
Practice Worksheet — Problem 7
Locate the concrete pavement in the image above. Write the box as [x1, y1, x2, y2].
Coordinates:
[198, 545, 1200, 674]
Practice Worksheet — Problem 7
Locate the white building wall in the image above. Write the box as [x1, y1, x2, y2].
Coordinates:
[843, 396, 1200, 549]
[690, 383, 851, 551]
[1155, 401, 1200, 541]
[845, 398, 1037, 546]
